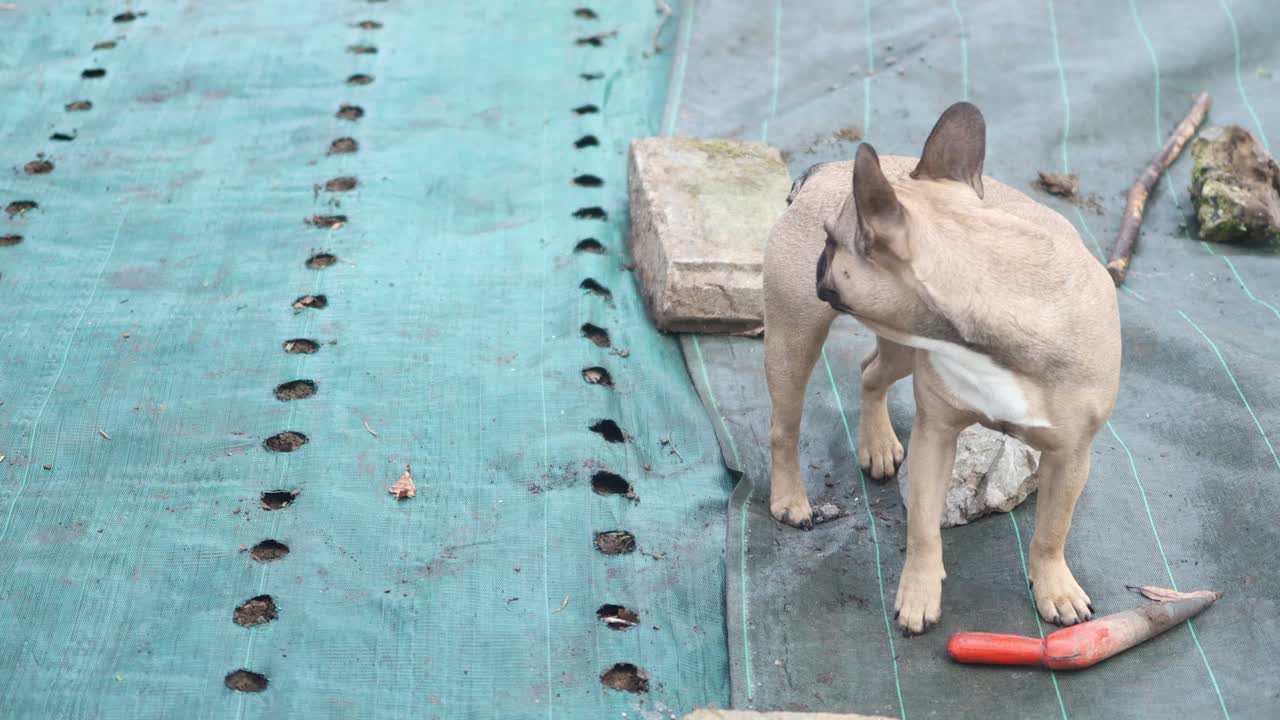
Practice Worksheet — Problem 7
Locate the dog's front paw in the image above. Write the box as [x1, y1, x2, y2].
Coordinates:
[770, 490, 813, 530]
[894, 558, 944, 635]
[858, 417, 905, 480]
[1029, 557, 1094, 626]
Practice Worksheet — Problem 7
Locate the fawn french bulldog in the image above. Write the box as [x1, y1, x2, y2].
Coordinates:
[762, 102, 1120, 635]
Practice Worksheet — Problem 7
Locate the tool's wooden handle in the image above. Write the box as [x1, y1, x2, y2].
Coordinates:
[947, 632, 1045, 666]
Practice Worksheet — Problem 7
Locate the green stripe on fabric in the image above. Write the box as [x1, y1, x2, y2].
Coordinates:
[1179, 311, 1280, 471]
[1106, 421, 1231, 718]
[821, 349, 906, 720]
[663, 0, 696, 137]
[1127, 0, 1163, 147]
[1216, 0, 1270, 150]
[1008, 511, 1070, 720]
[1046, 0, 1071, 174]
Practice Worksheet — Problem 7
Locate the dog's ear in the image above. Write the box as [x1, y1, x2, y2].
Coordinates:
[852, 143, 907, 257]
[910, 101, 985, 198]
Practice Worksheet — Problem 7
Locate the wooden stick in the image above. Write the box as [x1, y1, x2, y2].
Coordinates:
[1106, 92, 1212, 286]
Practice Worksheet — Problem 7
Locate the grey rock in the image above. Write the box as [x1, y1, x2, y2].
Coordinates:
[898, 425, 1041, 527]
[813, 503, 842, 524]
[1189, 125, 1280, 245]
[627, 137, 791, 333]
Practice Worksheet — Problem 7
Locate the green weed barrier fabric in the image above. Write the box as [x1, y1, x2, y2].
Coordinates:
[670, 0, 1280, 717]
[0, 2, 731, 718]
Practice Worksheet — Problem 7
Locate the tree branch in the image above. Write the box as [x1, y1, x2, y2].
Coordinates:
[1106, 92, 1212, 286]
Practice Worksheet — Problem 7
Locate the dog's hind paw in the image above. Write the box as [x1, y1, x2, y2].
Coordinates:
[858, 420, 905, 480]
[770, 493, 814, 530]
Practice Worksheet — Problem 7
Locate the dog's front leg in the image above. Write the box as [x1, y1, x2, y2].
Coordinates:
[894, 390, 962, 635]
[1027, 445, 1095, 625]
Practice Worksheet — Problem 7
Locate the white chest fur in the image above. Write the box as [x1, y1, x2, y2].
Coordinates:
[898, 334, 1050, 428]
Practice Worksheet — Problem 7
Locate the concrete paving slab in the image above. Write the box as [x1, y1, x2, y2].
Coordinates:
[628, 137, 791, 333]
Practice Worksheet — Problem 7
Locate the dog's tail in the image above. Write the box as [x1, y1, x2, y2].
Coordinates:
[786, 161, 833, 206]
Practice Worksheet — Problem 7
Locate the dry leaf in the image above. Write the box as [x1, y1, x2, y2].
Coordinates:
[389, 465, 416, 499]
[1128, 585, 1224, 602]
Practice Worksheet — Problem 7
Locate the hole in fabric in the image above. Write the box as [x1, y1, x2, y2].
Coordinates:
[597, 604, 640, 630]
[250, 540, 290, 563]
[113, 11, 144, 23]
[274, 380, 316, 401]
[582, 366, 613, 387]
[292, 294, 328, 311]
[273, 377, 318, 401]
[573, 174, 603, 187]
[260, 490, 300, 511]
[233, 595, 278, 626]
[579, 278, 611, 300]
[346, 73, 374, 85]
[324, 176, 357, 192]
[305, 253, 338, 269]
[576, 36, 607, 47]
[5, 201, 37, 218]
[572, 104, 599, 115]
[336, 104, 364, 120]
[93, 40, 117, 50]
[328, 137, 358, 154]
[263, 432, 307, 453]
[573, 207, 607, 220]
[594, 530, 636, 555]
[0, 235, 22, 247]
[50, 132, 76, 141]
[574, 238, 605, 253]
[601, 663, 649, 693]
[347, 45, 378, 54]
[591, 471, 634, 498]
[24, 161, 54, 175]
[305, 214, 347, 229]
[81, 68, 106, 79]
[581, 323, 610, 347]
[574, 134, 599, 149]
[282, 339, 320, 354]
[574, 8, 598, 19]
[224, 669, 269, 692]
[580, 72, 604, 81]
[65, 100, 93, 111]
[355, 20, 383, 29]
[589, 419, 625, 443]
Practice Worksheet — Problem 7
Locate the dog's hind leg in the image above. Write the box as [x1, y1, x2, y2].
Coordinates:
[858, 337, 913, 479]
[1027, 443, 1095, 626]
[764, 301, 836, 529]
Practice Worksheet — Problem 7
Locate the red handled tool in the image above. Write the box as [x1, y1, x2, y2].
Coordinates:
[948, 586, 1222, 670]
